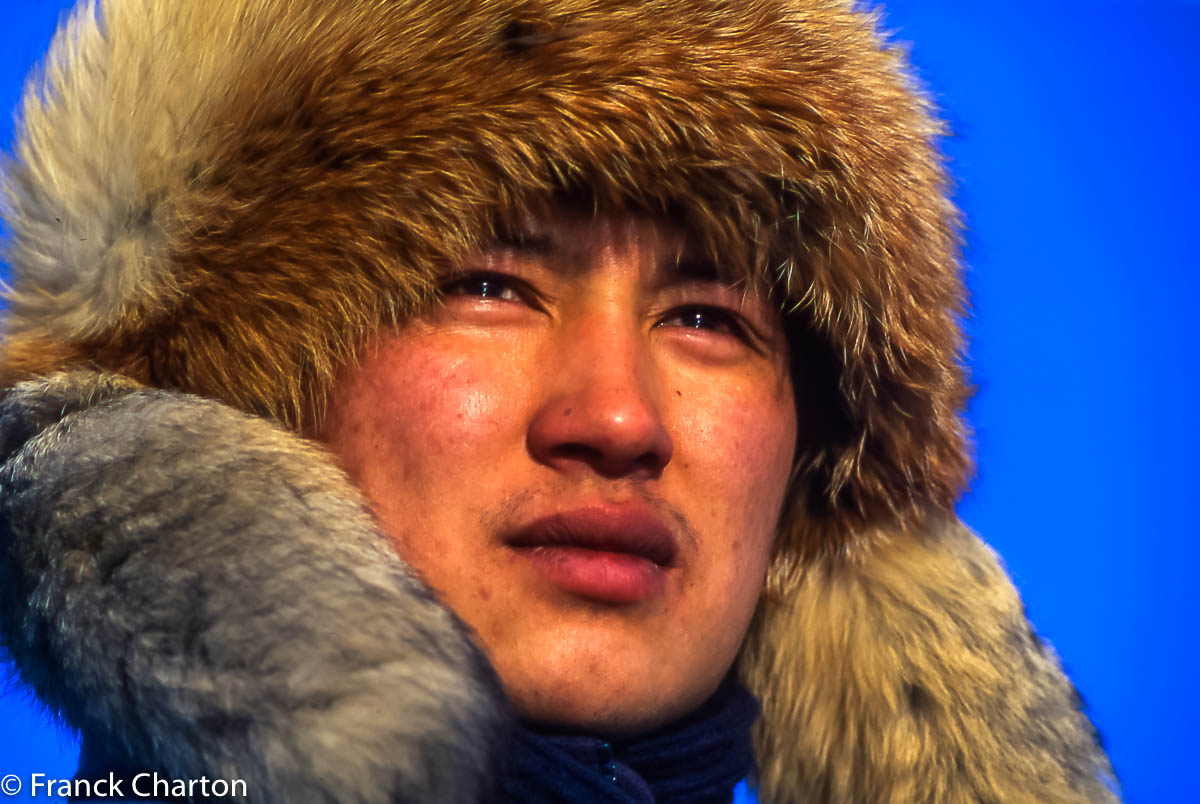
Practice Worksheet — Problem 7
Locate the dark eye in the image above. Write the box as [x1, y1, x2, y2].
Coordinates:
[657, 306, 749, 340]
[441, 272, 525, 303]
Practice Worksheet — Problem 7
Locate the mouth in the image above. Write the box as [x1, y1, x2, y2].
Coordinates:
[506, 506, 679, 603]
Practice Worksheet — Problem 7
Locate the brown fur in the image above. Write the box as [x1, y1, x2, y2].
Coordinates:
[0, 0, 1115, 800]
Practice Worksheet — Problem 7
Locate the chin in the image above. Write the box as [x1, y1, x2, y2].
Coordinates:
[509, 685, 685, 737]
[496, 641, 722, 737]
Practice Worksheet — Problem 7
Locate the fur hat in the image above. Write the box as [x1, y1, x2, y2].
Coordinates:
[0, 0, 1116, 801]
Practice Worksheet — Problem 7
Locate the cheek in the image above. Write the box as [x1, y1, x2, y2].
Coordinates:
[679, 377, 795, 520]
[670, 373, 795, 589]
[322, 335, 521, 504]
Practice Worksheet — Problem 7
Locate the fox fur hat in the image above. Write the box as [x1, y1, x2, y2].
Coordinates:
[0, 0, 1117, 801]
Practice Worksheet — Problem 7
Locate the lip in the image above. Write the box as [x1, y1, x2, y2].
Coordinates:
[506, 506, 679, 603]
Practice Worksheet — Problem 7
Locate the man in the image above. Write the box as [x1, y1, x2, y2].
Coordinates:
[0, 0, 1117, 802]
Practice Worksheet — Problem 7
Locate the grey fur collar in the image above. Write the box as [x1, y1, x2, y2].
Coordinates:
[0, 371, 507, 803]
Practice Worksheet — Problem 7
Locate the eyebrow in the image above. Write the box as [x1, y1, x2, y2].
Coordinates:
[492, 228, 554, 253]
[489, 221, 748, 291]
[670, 254, 722, 283]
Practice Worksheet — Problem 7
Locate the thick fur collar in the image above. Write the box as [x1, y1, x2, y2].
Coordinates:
[0, 373, 1118, 802]
[742, 523, 1119, 803]
[0, 372, 507, 803]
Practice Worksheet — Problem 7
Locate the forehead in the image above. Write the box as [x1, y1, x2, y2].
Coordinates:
[491, 202, 767, 292]
[499, 208, 683, 266]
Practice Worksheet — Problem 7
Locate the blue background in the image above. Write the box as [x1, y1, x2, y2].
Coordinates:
[1, 2, 1196, 803]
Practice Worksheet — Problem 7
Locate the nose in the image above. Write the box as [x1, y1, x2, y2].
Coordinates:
[527, 317, 674, 480]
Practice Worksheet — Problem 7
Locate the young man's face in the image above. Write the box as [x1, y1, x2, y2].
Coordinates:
[320, 210, 796, 735]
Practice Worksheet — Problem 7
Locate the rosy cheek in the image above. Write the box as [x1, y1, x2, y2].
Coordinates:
[359, 340, 514, 466]
[671, 379, 793, 579]
[687, 388, 792, 490]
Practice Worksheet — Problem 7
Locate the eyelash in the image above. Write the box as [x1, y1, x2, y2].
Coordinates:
[441, 274, 526, 302]
[656, 306, 750, 341]
[440, 272, 752, 342]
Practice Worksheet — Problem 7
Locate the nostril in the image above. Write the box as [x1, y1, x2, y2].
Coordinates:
[542, 441, 669, 479]
[632, 449, 669, 477]
[549, 442, 605, 466]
